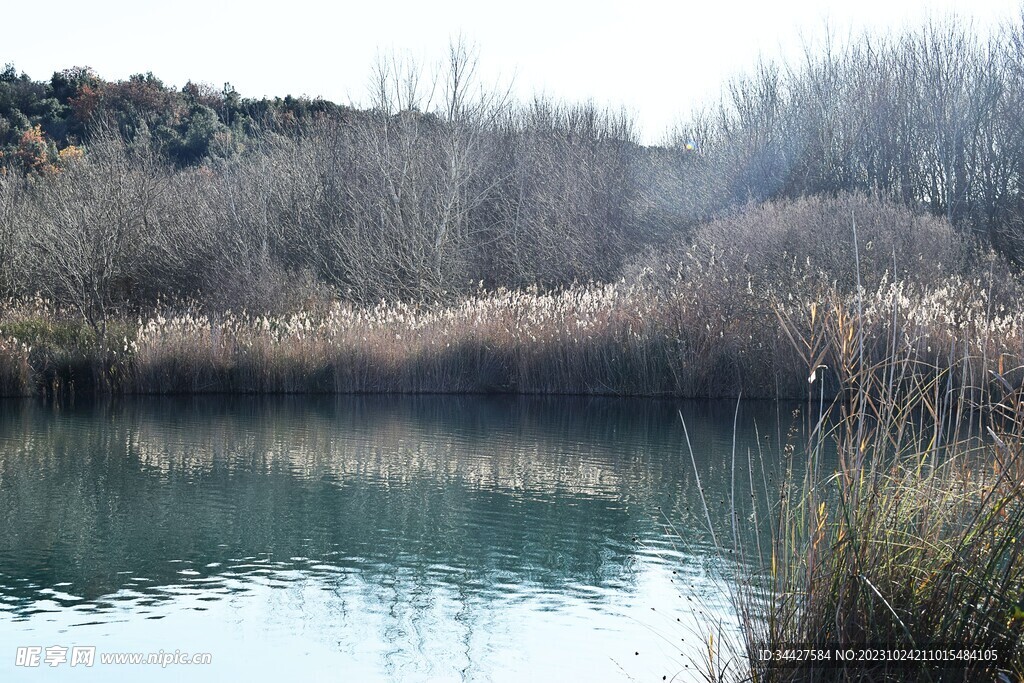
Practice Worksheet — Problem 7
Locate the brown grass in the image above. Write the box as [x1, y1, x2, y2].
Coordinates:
[0, 264, 1021, 399]
[691, 286, 1024, 682]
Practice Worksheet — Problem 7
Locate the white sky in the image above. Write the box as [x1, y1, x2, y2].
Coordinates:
[3, 0, 1020, 143]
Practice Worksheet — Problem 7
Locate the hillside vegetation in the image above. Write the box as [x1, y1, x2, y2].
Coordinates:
[1, 19, 1023, 397]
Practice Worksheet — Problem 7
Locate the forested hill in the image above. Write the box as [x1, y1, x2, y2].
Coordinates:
[0, 65, 350, 169]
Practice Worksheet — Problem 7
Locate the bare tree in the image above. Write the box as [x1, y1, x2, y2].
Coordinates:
[22, 129, 168, 342]
[0, 173, 23, 297]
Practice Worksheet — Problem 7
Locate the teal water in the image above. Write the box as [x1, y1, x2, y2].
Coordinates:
[0, 396, 786, 682]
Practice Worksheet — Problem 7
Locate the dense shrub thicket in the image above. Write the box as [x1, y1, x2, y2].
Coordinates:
[1, 44, 667, 320]
[1, 17, 1024, 323]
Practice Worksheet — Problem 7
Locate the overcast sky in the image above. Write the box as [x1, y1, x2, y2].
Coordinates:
[3, 0, 1020, 143]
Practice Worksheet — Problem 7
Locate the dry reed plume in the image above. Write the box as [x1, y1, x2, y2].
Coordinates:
[691, 284, 1024, 682]
[1, 267, 1021, 399]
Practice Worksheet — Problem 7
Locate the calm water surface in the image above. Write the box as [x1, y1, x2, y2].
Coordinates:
[0, 396, 789, 682]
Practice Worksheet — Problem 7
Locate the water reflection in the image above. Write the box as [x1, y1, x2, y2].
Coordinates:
[0, 396, 791, 682]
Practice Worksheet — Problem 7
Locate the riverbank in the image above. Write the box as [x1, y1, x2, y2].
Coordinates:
[1, 272, 1021, 399]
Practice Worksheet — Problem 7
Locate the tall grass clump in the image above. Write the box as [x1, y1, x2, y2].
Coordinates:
[697, 283, 1024, 681]
[0, 297, 117, 395]
[1, 260, 1023, 400]
[111, 273, 1023, 398]
[0, 335, 32, 395]
[122, 282, 771, 396]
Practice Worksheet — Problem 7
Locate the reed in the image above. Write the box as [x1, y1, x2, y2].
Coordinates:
[0, 268, 1021, 400]
[692, 285, 1024, 681]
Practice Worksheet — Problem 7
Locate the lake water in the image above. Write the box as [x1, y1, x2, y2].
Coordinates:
[0, 395, 788, 682]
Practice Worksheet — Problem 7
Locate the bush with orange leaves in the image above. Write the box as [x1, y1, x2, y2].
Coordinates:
[9, 125, 83, 175]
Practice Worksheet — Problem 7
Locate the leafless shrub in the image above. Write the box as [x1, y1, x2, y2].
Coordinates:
[19, 129, 169, 342]
[697, 193, 969, 290]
